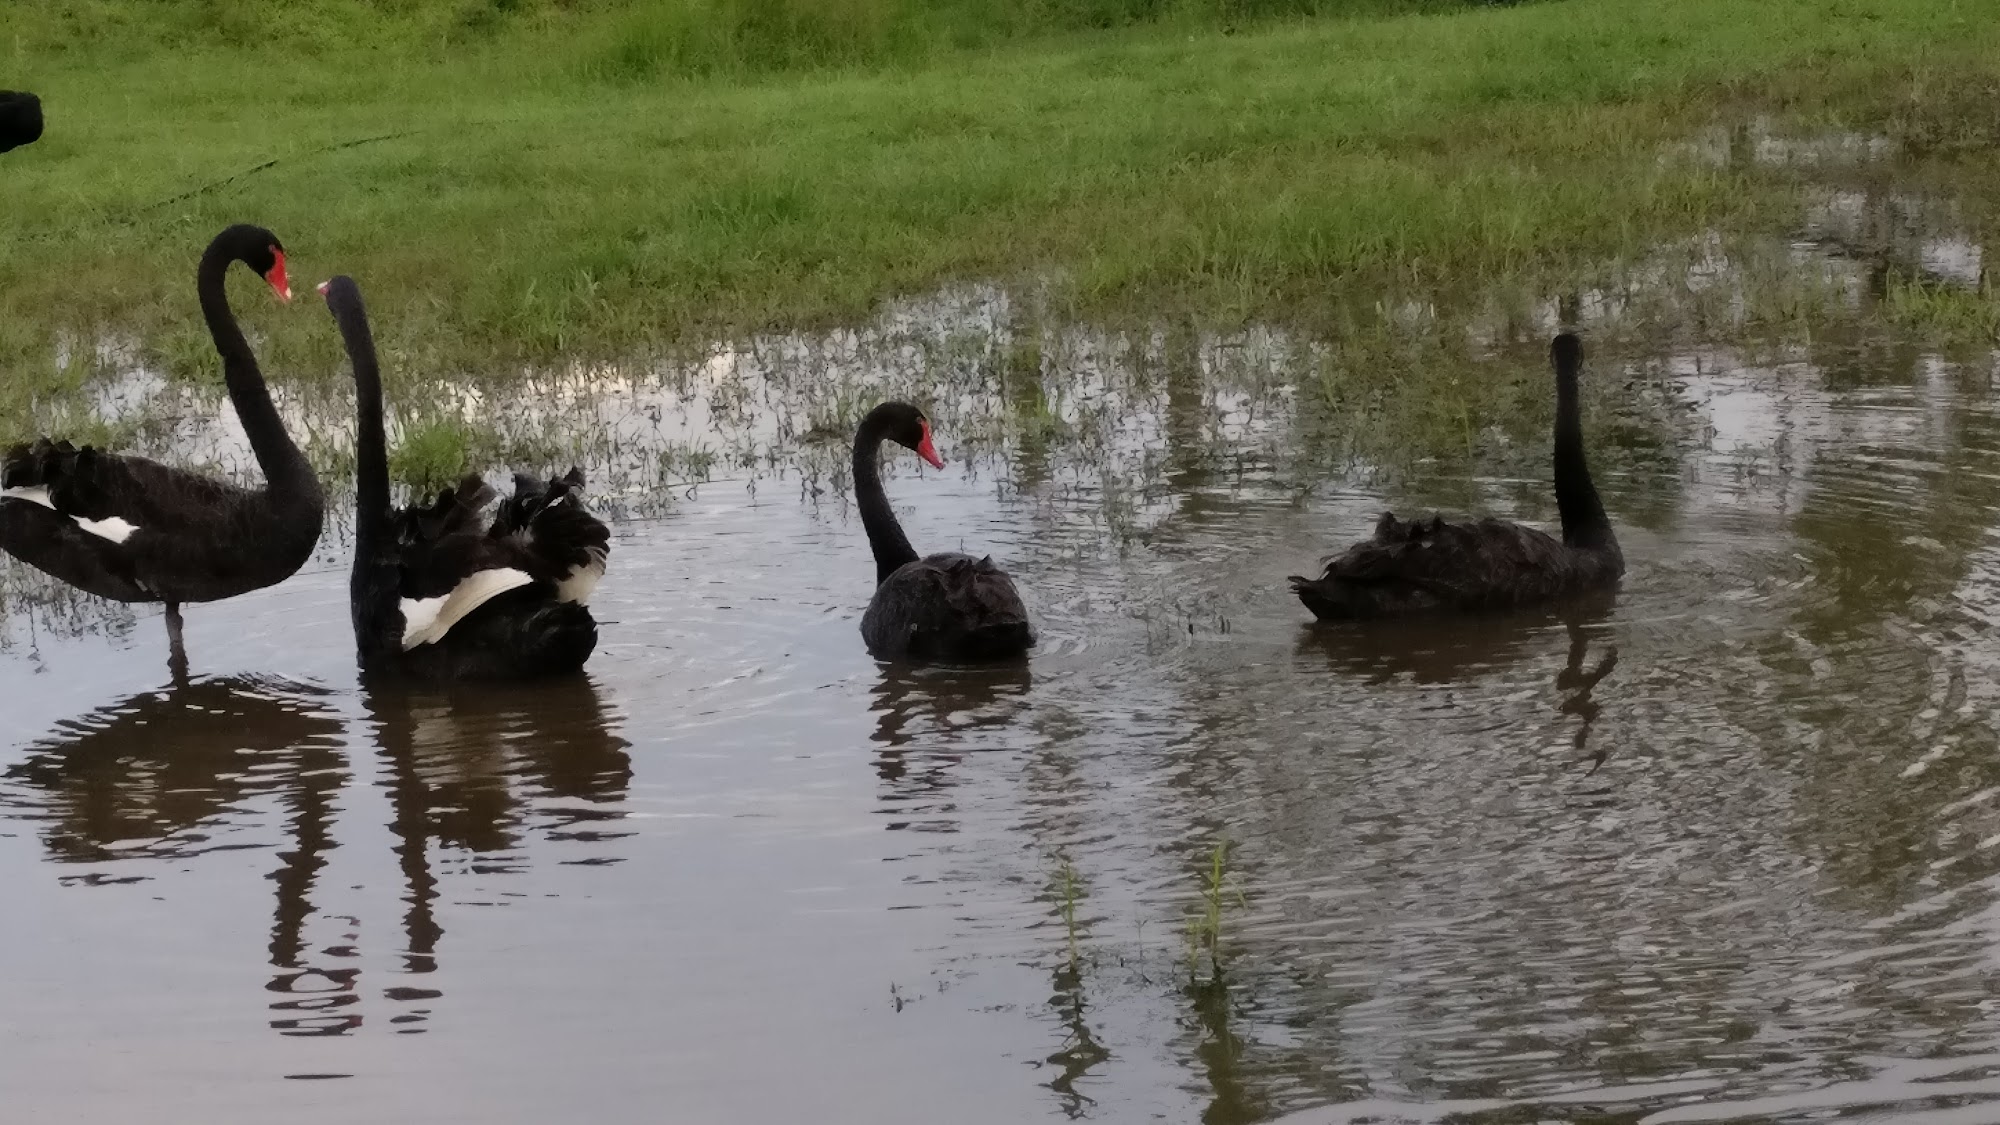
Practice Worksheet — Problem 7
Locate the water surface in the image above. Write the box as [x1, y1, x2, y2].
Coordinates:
[8, 155, 2000, 1123]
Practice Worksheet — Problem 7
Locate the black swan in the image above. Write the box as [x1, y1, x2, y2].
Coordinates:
[0, 91, 41, 153]
[853, 401, 1033, 661]
[1289, 333, 1622, 619]
[321, 275, 609, 681]
[0, 224, 322, 670]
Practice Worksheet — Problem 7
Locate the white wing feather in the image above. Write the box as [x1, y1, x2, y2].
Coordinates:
[3, 486, 140, 543]
[1, 485, 54, 509]
[400, 568, 535, 650]
[555, 547, 608, 605]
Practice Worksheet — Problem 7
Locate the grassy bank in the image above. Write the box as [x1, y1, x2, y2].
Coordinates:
[12, 0, 1477, 70]
[2, 0, 1998, 398]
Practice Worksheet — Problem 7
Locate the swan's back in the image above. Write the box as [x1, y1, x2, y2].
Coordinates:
[2, 437, 318, 604]
[489, 469, 611, 601]
[862, 552, 1034, 661]
[376, 473, 602, 681]
[1290, 513, 1622, 620]
[390, 590, 597, 682]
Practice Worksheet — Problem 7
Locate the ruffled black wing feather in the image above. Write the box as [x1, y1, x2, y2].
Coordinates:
[489, 468, 609, 586]
[5, 438, 248, 528]
[862, 552, 1034, 661]
[1289, 513, 1618, 620]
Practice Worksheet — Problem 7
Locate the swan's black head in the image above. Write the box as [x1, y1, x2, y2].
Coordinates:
[862, 401, 945, 469]
[1551, 333, 1583, 375]
[214, 223, 292, 303]
[317, 275, 361, 311]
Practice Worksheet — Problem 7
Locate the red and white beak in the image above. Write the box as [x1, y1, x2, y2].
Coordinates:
[265, 247, 292, 302]
[916, 420, 945, 470]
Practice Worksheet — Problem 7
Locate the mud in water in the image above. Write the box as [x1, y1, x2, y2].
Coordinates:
[11, 135, 2000, 1123]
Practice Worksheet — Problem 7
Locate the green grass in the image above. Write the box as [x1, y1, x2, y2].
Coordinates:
[387, 418, 478, 492]
[3, 0, 1999, 413]
[1184, 839, 1244, 983]
[12, 0, 1478, 66]
[1059, 858, 1085, 970]
[1883, 272, 2000, 348]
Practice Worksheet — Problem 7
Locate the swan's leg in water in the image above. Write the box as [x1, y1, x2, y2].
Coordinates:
[165, 602, 189, 683]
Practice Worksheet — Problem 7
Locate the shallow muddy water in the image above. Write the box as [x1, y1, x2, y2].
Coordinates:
[12, 183, 2000, 1120]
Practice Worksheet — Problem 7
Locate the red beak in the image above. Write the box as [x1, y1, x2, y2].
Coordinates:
[916, 421, 945, 470]
[265, 248, 292, 302]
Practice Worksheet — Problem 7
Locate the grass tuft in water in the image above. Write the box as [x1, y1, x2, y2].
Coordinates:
[1056, 858, 1086, 972]
[1183, 839, 1245, 984]
[656, 443, 721, 489]
[1882, 272, 2000, 348]
[388, 419, 474, 494]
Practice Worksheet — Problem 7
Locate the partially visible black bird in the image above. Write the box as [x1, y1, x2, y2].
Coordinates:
[1, 91, 43, 152]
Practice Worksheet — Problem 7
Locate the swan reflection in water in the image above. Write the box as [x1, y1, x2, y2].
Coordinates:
[868, 662, 1033, 832]
[2, 673, 631, 1038]
[0, 676, 357, 1032]
[1297, 591, 1619, 768]
[2, 674, 343, 865]
[362, 676, 633, 1033]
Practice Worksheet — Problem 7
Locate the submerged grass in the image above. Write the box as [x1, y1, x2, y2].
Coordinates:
[1184, 839, 1244, 983]
[4, 0, 1998, 413]
[1055, 858, 1085, 971]
[1882, 273, 2000, 349]
[388, 419, 478, 493]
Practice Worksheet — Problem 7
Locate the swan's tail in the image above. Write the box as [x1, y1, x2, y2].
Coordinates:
[1289, 574, 1357, 621]
[397, 474, 498, 548]
[954, 619, 1035, 661]
[493, 468, 610, 602]
[397, 592, 599, 681]
[491, 469, 575, 535]
[2, 438, 71, 488]
[507, 598, 599, 675]
[2, 438, 108, 511]
[480, 596, 596, 672]
[946, 556, 1034, 658]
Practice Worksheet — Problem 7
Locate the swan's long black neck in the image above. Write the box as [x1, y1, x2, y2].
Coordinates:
[198, 236, 316, 504]
[854, 418, 920, 586]
[1552, 355, 1615, 552]
[325, 279, 401, 668]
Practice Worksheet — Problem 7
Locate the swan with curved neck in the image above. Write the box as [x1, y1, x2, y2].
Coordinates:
[322, 275, 608, 681]
[1289, 333, 1623, 619]
[854, 401, 1033, 661]
[0, 224, 322, 671]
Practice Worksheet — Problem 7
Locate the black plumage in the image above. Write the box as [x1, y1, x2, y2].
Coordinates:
[0, 90, 42, 153]
[488, 467, 609, 601]
[0, 224, 323, 668]
[853, 401, 1033, 662]
[1290, 333, 1623, 620]
[322, 275, 608, 682]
